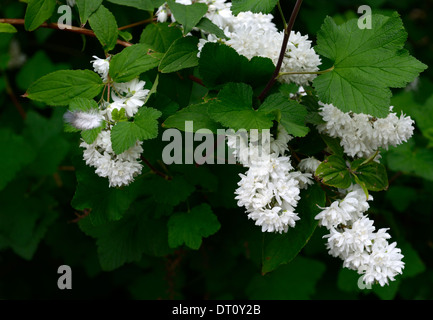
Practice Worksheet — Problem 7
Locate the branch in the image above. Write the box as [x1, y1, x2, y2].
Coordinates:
[140, 156, 172, 180]
[258, 0, 304, 102]
[0, 18, 133, 47]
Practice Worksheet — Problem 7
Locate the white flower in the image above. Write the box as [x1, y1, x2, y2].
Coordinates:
[107, 78, 150, 118]
[317, 103, 415, 158]
[63, 109, 103, 130]
[91, 56, 110, 82]
[299, 157, 321, 174]
[80, 130, 143, 187]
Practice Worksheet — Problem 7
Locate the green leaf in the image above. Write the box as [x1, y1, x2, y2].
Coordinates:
[71, 159, 142, 226]
[351, 159, 388, 192]
[199, 42, 275, 90]
[88, 5, 118, 52]
[315, 155, 352, 189]
[143, 175, 195, 207]
[320, 135, 344, 157]
[159, 36, 199, 73]
[314, 13, 427, 117]
[81, 125, 103, 144]
[163, 102, 221, 133]
[0, 23, 17, 33]
[69, 97, 99, 112]
[140, 23, 183, 53]
[231, 0, 278, 15]
[167, 204, 221, 250]
[208, 82, 274, 131]
[385, 140, 433, 181]
[195, 17, 228, 39]
[118, 30, 133, 42]
[0, 129, 36, 191]
[105, 0, 165, 11]
[0, 181, 58, 260]
[79, 208, 171, 271]
[26, 69, 104, 106]
[247, 256, 326, 299]
[76, 0, 102, 26]
[259, 93, 309, 137]
[24, 0, 56, 31]
[167, 0, 208, 35]
[109, 44, 161, 82]
[111, 107, 162, 154]
[22, 110, 70, 176]
[262, 184, 326, 274]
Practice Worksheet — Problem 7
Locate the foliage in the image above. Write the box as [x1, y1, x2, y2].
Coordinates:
[0, 0, 432, 301]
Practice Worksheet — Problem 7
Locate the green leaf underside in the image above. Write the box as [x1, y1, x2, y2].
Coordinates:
[111, 107, 162, 155]
[167, 204, 221, 250]
[26, 70, 104, 106]
[24, 0, 56, 31]
[76, 0, 102, 25]
[314, 13, 427, 117]
[109, 44, 161, 82]
[231, 0, 279, 15]
[167, 0, 208, 35]
[195, 17, 228, 39]
[262, 184, 326, 274]
[208, 82, 274, 131]
[163, 103, 221, 133]
[199, 42, 275, 90]
[88, 5, 119, 52]
[259, 93, 309, 137]
[159, 36, 199, 73]
[315, 155, 352, 189]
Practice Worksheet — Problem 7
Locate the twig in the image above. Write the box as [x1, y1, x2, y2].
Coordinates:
[258, 0, 304, 102]
[118, 17, 155, 30]
[0, 18, 132, 47]
[188, 75, 206, 87]
[3, 72, 26, 119]
[140, 156, 172, 180]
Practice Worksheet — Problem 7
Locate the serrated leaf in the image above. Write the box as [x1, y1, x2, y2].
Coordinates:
[167, 204, 221, 250]
[111, 107, 162, 154]
[76, 0, 102, 26]
[315, 155, 352, 189]
[167, 0, 208, 35]
[79, 208, 171, 271]
[69, 97, 99, 112]
[26, 69, 104, 106]
[314, 13, 427, 117]
[262, 184, 325, 274]
[71, 159, 141, 226]
[259, 93, 309, 137]
[159, 36, 199, 73]
[81, 125, 103, 144]
[351, 159, 388, 192]
[208, 82, 274, 131]
[0, 23, 17, 33]
[231, 0, 278, 15]
[88, 5, 118, 52]
[109, 44, 161, 82]
[163, 102, 221, 133]
[199, 42, 275, 90]
[0, 129, 36, 191]
[140, 23, 183, 53]
[24, 0, 56, 31]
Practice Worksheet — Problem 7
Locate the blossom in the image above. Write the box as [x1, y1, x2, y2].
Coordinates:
[317, 103, 415, 158]
[80, 130, 143, 187]
[91, 55, 110, 82]
[107, 78, 150, 118]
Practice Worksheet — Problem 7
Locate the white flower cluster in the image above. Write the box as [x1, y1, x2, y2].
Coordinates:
[156, 0, 232, 27]
[156, 1, 321, 86]
[64, 56, 150, 188]
[317, 102, 415, 158]
[316, 185, 405, 286]
[228, 126, 314, 233]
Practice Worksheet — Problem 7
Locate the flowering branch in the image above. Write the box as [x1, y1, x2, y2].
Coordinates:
[0, 18, 133, 47]
[258, 0, 304, 102]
